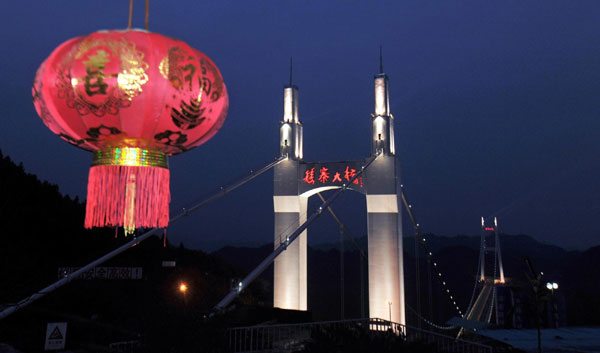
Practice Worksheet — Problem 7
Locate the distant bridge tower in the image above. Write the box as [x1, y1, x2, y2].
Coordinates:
[465, 217, 505, 324]
[273, 56, 405, 325]
[479, 217, 505, 284]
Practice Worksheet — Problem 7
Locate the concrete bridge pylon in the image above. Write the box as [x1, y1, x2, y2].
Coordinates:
[273, 61, 405, 325]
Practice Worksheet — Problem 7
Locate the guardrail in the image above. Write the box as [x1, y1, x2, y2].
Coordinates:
[108, 339, 141, 352]
[228, 318, 493, 353]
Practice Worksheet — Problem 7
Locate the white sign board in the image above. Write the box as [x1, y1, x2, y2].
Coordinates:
[44, 322, 67, 351]
[58, 267, 143, 280]
[162, 261, 176, 267]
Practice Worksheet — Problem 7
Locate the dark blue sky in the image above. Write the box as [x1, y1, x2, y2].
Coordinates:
[1, 1, 599, 250]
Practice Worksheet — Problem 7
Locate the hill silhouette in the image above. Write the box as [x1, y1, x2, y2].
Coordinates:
[0, 150, 269, 352]
[213, 232, 600, 326]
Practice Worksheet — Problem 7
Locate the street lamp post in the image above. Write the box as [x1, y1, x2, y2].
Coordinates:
[179, 281, 189, 308]
[545, 282, 558, 294]
[546, 282, 559, 328]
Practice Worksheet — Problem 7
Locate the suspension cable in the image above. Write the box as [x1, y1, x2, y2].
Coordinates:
[400, 186, 464, 319]
[414, 213, 422, 328]
[464, 229, 484, 316]
[214, 152, 382, 311]
[0, 156, 287, 321]
[315, 193, 366, 259]
[486, 227, 499, 323]
[316, 192, 367, 318]
[174, 156, 286, 218]
[407, 304, 457, 331]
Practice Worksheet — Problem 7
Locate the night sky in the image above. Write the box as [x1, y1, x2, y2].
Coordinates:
[1, 1, 599, 250]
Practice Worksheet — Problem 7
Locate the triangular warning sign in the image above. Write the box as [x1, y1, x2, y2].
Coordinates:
[49, 326, 63, 340]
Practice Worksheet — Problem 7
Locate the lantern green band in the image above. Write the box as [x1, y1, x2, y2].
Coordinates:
[92, 147, 168, 169]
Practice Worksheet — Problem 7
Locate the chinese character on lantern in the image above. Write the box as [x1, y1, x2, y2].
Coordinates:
[83, 50, 110, 96]
[318, 167, 330, 183]
[303, 168, 315, 184]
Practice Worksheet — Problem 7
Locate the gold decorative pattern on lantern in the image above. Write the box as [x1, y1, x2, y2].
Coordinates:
[117, 41, 149, 100]
[92, 147, 168, 169]
[75, 37, 123, 60]
[158, 51, 171, 80]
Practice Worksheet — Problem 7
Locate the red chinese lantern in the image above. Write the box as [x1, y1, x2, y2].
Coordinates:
[33, 30, 228, 234]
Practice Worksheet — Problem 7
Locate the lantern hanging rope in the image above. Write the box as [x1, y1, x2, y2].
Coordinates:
[127, 0, 150, 30]
[33, 29, 228, 235]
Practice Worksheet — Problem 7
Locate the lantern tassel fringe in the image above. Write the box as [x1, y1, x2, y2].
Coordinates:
[85, 165, 170, 231]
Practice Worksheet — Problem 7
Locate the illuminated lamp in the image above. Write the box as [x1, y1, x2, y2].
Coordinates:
[33, 30, 228, 235]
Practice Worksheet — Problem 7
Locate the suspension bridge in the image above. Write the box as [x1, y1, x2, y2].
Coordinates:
[0, 57, 509, 351]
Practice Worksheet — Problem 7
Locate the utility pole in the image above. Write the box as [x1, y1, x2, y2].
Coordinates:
[525, 257, 544, 353]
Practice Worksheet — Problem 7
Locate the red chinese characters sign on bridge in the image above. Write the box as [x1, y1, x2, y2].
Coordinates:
[299, 161, 366, 194]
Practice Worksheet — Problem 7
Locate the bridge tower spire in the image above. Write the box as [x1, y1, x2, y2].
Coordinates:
[280, 57, 302, 160]
[372, 47, 395, 156]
